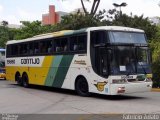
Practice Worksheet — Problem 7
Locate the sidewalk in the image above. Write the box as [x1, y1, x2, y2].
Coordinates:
[151, 88, 160, 92]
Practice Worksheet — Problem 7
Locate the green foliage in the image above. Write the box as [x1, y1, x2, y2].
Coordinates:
[105, 9, 157, 40]
[0, 26, 9, 48]
[56, 13, 103, 30]
[149, 26, 160, 87]
[13, 21, 59, 40]
[14, 21, 43, 39]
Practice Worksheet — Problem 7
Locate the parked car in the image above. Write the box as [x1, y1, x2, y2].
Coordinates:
[0, 61, 6, 80]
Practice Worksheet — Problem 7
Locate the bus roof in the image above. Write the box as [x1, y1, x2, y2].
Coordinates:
[6, 26, 144, 45]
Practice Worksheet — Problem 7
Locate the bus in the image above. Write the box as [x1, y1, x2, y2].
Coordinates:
[0, 49, 6, 79]
[0, 48, 5, 62]
[0, 61, 5, 79]
[5, 26, 153, 96]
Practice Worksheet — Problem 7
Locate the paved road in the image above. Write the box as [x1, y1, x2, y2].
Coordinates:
[0, 80, 160, 115]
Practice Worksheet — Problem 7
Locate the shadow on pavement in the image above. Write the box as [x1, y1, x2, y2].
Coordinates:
[9, 83, 146, 101]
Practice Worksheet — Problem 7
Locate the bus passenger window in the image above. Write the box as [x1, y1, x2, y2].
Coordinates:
[70, 34, 87, 52]
[34, 42, 39, 54]
[91, 31, 107, 45]
[78, 35, 87, 51]
[56, 46, 61, 52]
[47, 41, 53, 53]
[18, 45, 21, 55]
[70, 36, 77, 51]
[54, 38, 68, 52]
[55, 39, 61, 52]
[74, 44, 78, 51]
[22, 44, 27, 55]
[12, 45, 18, 56]
[61, 38, 68, 52]
[29, 43, 34, 55]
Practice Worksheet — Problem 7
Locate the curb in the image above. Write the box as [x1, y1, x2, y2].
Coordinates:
[151, 88, 160, 92]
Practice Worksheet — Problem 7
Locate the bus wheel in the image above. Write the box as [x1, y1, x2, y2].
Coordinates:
[75, 77, 90, 97]
[15, 73, 22, 86]
[22, 73, 29, 88]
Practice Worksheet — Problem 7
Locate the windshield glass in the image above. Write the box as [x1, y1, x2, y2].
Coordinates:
[110, 46, 151, 75]
[137, 47, 151, 74]
[110, 46, 136, 75]
[109, 32, 147, 44]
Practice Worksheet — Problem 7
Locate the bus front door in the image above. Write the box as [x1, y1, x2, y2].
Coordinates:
[96, 47, 109, 77]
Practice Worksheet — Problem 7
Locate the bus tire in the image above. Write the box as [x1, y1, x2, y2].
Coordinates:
[75, 76, 90, 97]
[15, 72, 22, 86]
[22, 73, 29, 88]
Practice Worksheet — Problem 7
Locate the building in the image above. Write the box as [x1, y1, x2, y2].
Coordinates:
[42, 5, 68, 25]
[42, 5, 85, 25]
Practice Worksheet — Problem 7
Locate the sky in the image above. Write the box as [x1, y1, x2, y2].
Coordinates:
[0, 0, 160, 25]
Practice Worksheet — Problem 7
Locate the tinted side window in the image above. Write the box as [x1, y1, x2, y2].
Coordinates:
[55, 37, 68, 53]
[34, 39, 53, 55]
[70, 34, 87, 52]
[12, 45, 18, 56]
[6, 45, 11, 57]
[91, 31, 107, 46]
[78, 34, 87, 51]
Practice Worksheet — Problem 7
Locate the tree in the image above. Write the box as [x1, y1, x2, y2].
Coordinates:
[13, 21, 59, 40]
[149, 25, 160, 87]
[1, 21, 8, 27]
[82, 0, 100, 15]
[0, 26, 9, 47]
[15, 21, 44, 39]
[104, 9, 157, 40]
[56, 10, 105, 30]
[62, 0, 101, 16]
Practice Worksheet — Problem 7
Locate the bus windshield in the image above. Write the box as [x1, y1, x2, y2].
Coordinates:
[110, 46, 151, 75]
[90, 30, 151, 77]
[109, 31, 147, 44]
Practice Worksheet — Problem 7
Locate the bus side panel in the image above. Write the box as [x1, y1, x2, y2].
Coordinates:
[28, 56, 54, 85]
[6, 66, 28, 81]
[44, 55, 74, 88]
[44, 55, 63, 87]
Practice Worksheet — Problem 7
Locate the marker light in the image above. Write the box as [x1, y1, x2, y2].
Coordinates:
[117, 87, 125, 93]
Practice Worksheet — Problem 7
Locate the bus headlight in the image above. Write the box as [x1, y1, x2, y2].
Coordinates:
[145, 78, 152, 82]
[117, 87, 125, 93]
[112, 79, 126, 84]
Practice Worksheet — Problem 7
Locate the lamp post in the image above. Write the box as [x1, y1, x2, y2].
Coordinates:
[113, 2, 127, 15]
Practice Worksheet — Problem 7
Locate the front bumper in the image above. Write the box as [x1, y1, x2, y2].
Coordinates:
[110, 82, 152, 95]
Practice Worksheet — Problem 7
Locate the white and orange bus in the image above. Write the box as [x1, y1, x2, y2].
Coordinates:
[5, 26, 152, 96]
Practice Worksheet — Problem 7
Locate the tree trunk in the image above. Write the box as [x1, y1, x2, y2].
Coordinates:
[80, 0, 88, 14]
